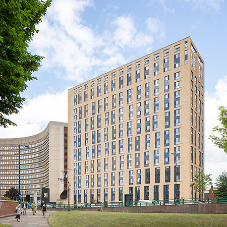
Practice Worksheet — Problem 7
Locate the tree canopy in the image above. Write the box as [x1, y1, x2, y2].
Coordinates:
[0, 0, 52, 128]
[190, 170, 212, 200]
[4, 187, 19, 200]
[209, 106, 227, 154]
[213, 171, 227, 198]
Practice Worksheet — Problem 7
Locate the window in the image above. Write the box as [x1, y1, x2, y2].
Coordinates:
[111, 172, 115, 186]
[144, 151, 149, 167]
[127, 89, 132, 104]
[174, 165, 180, 182]
[92, 102, 96, 115]
[104, 158, 108, 172]
[91, 88, 94, 100]
[119, 124, 123, 138]
[119, 108, 123, 122]
[154, 150, 159, 165]
[145, 83, 150, 98]
[105, 112, 109, 126]
[155, 132, 160, 148]
[164, 76, 169, 92]
[164, 49, 169, 57]
[185, 50, 188, 64]
[128, 138, 132, 153]
[154, 97, 159, 113]
[79, 106, 82, 119]
[111, 110, 115, 124]
[112, 72, 116, 78]
[91, 117, 94, 130]
[144, 66, 149, 79]
[137, 169, 141, 184]
[174, 91, 180, 108]
[111, 79, 115, 91]
[127, 154, 132, 169]
[137, 86, 141, 101]
[92, 146, 95, 159]
[112, 156, 116, 171]
[136, 61, 140, 68]
[164, 58, 169, 72]
[146, 134, 150, 150]
[112, 125, 116, 140]
[135, 136, 140, 151]
[98, 99, 102, 113]
[104, 128, 108, 141]
[78, 93, 82, 104]
[146, 117, 150, 132]
[174, 44, 180, 52]
[120, 156, 124, 170]
[96, 145, 101, 158]
[164, 94, 169, 110]
[154, 53, 159, 61]
[74, 95, 77, 105]
[164, 148, 169, 164]
[165, 166, 170, 183]
[174, 147, 180, 163]
[97, 115, 101, 128]
[97, 174, 101, 187]
[127, 122, 132, 136]
[112, 141, 116, 155]
[129, 105, 133, 120]
[174, 81, 180, 89]
[105, 142, 109, 156]
[119, 76, 123, 89]
[97, 130, 101, 143]
[84, 90, 88, 102]
[97, 159, 101, 172]
[119, 92, 123, 106]
[104, 82, 108, 94]
[129, 170, 133, 185]
[91, 159, 94, 172]
[119, 139, 123, 154]
[119, 172, 123, 186]
[191, 128, 193, 144]
[155, 167, 160, 183]
[85, 161, 88, 173]
[78, 121, 81, 133]
[144, 57, 149, 64]
[137, 102, 141, 117]
[85, 133, 89, 146]
[154, 62, 159, 76]
[136, 69, 140, 82]
[153, 115, 158, 131]
[164, 130, 169, 146]
[174, 72, 180, 80]
[78, 134, 81, 147]
[135, 153, 140, 168]
[112, 94, 116, 109]
[174, 128, 180, 145]
[127, 65, 132, 72]
[144, 100, 149, 115]
[104, 97, 108, 111]
[174, 53, 180, 68]
[127, 73, 131, 85]
[97, 85, 101, 97]
[154, 79, 159, 96]
[174, 109, 180, 126]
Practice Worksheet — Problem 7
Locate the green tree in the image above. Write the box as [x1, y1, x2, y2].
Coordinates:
[4, 187, 19, 200]
[213, 171, 227, 198]
[190, 170, 212, 201]
[209, 106, 227, 154]
[0, 0, 52, 128]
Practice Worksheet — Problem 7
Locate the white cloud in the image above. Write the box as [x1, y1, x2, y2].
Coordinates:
[29, 1, 160, 82]
[146, 17, 166, 39]
[0, 89, 68, 139]
[205, 76, 227, 184]
[185, 0, 225, 11]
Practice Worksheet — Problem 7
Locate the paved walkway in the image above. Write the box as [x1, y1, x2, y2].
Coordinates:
[0, 209, 55, 227]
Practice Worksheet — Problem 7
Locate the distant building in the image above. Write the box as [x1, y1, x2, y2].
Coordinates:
[68, 37, 205, 204]
[0, 121, 68, 203]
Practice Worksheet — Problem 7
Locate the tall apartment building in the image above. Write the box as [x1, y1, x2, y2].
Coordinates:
[68, 37, 204, 204]
[0, 121, 68, 202]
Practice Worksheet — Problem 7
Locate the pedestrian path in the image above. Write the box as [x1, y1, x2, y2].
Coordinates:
[0, 208, 55, 227]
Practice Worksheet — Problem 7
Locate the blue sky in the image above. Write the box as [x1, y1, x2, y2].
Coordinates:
[1, 0, 227, 184]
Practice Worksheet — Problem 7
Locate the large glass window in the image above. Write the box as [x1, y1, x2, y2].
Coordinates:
[174, 109, 180, 126]
[135, 153, 140, 168]
[155, 132, 160, 148]
[154, 62, 159, 75]
[154, 150, 159, 166]
[119, 92, 123, 106]
[137, 86, 141, 101]
[174, 90, 180, 108]
[164, 94, 169, 110]
[154, 79, 159, 96]
[174, 128, 180, 145]
[154, 97, 159, 113]
[164, 57, 169, 72]
[127, 89, 132, 104]
[174, 53, 180, 68]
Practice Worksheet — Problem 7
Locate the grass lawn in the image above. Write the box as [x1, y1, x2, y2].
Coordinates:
[48, 210, 227, 227]
[0, 224, 11, 227]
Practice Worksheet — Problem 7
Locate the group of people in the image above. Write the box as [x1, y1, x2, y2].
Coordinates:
[15, 201, 47, 222]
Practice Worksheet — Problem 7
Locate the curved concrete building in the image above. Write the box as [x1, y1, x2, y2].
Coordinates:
[0, 121, 68, 203]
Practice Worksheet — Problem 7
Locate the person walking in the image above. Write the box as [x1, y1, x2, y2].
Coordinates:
[22, 202, 27, 215]
[32, 201, 36, 215]
[42, 203, 47, 218]
[41, 200, 44, 210]
[15, 204, 22, 222]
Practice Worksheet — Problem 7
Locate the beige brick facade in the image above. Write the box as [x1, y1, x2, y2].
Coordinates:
[68, 37, 204, 204]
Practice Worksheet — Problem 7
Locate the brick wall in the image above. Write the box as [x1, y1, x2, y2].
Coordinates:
[0, 200, 18, 216]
